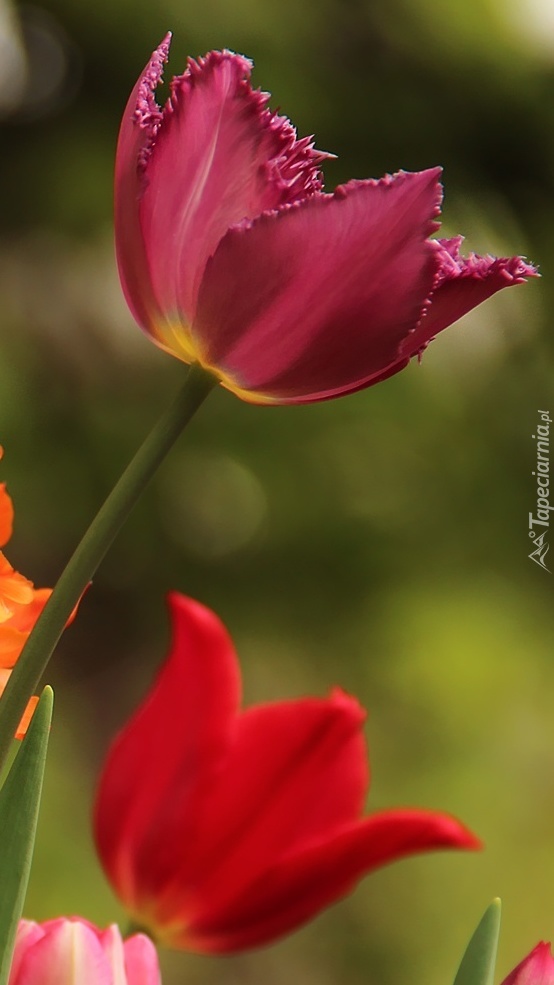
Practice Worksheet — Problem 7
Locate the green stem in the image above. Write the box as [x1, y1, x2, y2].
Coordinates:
[0, 362, 217, 769]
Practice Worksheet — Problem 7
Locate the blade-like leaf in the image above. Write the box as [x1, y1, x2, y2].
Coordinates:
[453, 899, 502, 985]
[0, 687, 53, 985]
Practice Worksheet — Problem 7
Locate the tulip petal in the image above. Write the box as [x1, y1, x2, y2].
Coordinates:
[163, 689, 369, 909]
[94, 593, 241, 908]
[115, 35, 172, 332]
[11, 920, 161, 985]
[0, 554, 34, 621]
[119, 38, 327, 343]
[10, 922, 44, 983]
[192, 169, 442, 403]
[0, 587, 78, 669]
[122, 935, 162, 985]
[185, 809, 480, 952]
[399, 236, 539, 357]
[0, 484, 13, 548]
[502, 943, 554, 985]
[14, 920, 112, 985]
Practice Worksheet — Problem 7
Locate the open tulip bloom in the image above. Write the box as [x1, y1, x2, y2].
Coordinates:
[115, 35, 537, 405]
[94, 593, 479, 954]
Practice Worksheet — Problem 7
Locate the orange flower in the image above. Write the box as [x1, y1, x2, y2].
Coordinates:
[0, 553, 35, 625]
[0, 447, 51, 669]
[0, 452, 14, 546]
[0, 669, 38, 739]
[0, 446, 78, 736]
[0, 588, 55, 669]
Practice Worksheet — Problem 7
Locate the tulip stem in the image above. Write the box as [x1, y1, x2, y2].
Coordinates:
[0, 362, 217, 769]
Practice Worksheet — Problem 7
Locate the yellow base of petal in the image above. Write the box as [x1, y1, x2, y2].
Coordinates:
[152, 322, 276, 406]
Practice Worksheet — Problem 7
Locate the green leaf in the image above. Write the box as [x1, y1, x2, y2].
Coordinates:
[453, 899, 502, 985]
[0, 687, 53, 985]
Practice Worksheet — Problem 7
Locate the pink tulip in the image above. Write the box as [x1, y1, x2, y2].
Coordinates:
[9, 918, 160, 985]
[94, 593, 480, 954]
[501, 942, 554, 985]
[115, 35, 537, 405]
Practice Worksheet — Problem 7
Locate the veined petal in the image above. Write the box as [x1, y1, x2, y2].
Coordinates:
[115, 34, 172, 332]
[94, 593, 241, 910]
[193, 169, 443, 403]
[399, 236, 539, 357]
[118, 36, 327, 346]
[502, 943, 554, 985]
[182, 809, 480, 953]
[141, 48, 326, 331]
[158, 689, 369, 916]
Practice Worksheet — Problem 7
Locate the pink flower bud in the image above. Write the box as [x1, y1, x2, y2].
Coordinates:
[502, 942, 554, 985]
[9, 918, 160, 985]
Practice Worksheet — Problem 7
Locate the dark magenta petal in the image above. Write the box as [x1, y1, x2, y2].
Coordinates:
[399, 236, 539, 358]
[184, 810, 480, 953]
[194, 170, 443, 403]
[115, 35, 171, 333]
[124, 42, 326, 337]
[93, 594, 241, 909]
[501, 943, 554, 985]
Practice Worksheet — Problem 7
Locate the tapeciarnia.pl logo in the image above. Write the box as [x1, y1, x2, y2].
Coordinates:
[529, 409, 552, 572]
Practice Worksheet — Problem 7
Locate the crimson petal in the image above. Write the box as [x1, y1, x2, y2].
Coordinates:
[94, 594, 240, 908]
[160, 689, 369, 910]
[184, 810, 480, 953]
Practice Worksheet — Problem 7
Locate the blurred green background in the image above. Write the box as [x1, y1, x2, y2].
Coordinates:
[0, 0, 552, 981]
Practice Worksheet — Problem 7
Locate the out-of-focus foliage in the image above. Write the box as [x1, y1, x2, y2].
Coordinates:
[0, 0, 551, 983]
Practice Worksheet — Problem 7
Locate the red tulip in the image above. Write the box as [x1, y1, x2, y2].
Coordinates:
[501, 943, 554, 985]
[94, 593, 480, 953]
[115, 35, 537, 405]
[9, 918, 160, 985]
